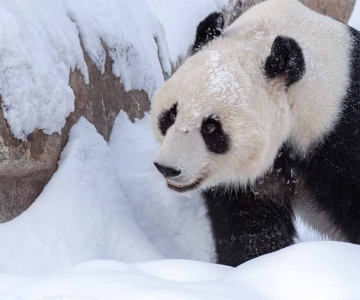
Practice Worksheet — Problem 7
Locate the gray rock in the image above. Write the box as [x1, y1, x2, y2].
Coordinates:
[0, 43, 150, 222]
[224, 0, 355, 25]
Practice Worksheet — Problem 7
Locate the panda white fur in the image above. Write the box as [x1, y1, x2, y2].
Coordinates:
[151, 0, 360, 266]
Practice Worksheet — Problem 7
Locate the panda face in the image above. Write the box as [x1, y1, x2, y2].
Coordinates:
[151, 41, 293, 192]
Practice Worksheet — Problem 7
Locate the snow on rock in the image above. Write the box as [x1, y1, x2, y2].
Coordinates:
[146, 0, 228, 65]
[0, 0, 85, 140]
[0, 0, 235, 140]
[109, 112, 216, 263]
[1, 242, 360, 299]
[64, 0, 171, 96]
[0, 117, 161, 275]
[0, 0, 171, 140]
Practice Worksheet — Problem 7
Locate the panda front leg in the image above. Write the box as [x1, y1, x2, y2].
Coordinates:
[203, 187, 296, 267]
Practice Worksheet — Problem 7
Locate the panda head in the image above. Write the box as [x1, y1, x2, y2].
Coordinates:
[151, 12, 305, 193]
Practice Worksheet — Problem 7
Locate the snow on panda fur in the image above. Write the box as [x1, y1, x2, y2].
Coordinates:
[151, 0, 360, 267]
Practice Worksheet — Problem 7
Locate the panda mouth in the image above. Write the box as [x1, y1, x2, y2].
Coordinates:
[166, 177, 204, 193]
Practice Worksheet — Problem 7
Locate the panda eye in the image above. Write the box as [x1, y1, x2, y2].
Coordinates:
[158, 103, 178, 136]
[170, 112, 176, 122]
[201, 115, 229, 154]
[204, 123, 216, 134]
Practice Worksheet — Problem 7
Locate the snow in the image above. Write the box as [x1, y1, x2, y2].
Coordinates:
[349, 1, 360, 30]
[109, 112, 215, 263]
[225, 242, 360, 299]
[64, 0, 171, 94]
[145, 0, 228, 65]
[1, 242, 360, 299]
[294, 215, 328, 243]
[206, 50, 241, 103]
[0, 1, 84, 140]
[0, 118, 161, 275]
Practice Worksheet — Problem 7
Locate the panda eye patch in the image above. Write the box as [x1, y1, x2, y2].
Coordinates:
[201, 116, 229, 154]
[158, 103, 178, 136]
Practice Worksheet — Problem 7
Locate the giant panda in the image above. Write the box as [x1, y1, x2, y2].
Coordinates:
[151, 0, 360, 267]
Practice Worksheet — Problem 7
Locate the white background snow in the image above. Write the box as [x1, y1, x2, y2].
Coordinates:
[1, 1, 360, 299]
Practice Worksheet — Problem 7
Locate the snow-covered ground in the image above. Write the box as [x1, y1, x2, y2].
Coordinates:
[1, 1, 360, 299]
[1, 242, 360, 299]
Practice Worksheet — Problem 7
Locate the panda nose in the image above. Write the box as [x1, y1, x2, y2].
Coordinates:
[154, 162, 181, 178]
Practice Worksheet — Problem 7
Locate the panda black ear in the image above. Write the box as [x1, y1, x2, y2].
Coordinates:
[193, 12, 224, 54]
[264, 36, 306, 86]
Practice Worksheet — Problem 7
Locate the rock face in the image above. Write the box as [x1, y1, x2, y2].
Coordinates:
[301, 0, 356, 23]
[0, 0, 356, 223]
[225, 0, 355, 25]
[0, 46, 150, 222]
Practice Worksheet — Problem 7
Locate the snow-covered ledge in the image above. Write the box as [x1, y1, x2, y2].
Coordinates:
[0, 0, 355, 222]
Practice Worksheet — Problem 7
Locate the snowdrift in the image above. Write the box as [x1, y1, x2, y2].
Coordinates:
[1, 242, 360, 299]
[0, 118, 162, 275]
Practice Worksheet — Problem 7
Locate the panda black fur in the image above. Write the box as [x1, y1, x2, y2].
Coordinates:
[292, 26, 360, 243]
[151, 0, 360, 267]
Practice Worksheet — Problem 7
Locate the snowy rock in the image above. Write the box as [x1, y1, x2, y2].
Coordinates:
[0, 117, 162, 274]
[0, 44, 151, 223]
[0, 0, 229, 222]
